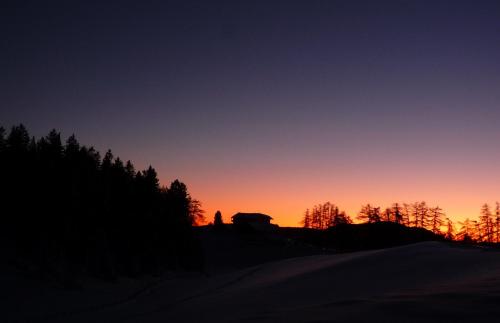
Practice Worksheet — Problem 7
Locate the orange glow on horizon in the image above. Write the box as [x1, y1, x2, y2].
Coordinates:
[198, 200, 485, 228]
[164, 170, 495, 228]
[157, 129, 500, 231]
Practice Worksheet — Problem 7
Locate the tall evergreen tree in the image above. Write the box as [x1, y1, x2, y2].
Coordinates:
[445, 218, 454, 240]
[7, 124, 30, 152]
[480, 203, 493, 243]
[302, 209, 311, 228]
[214, 210, 224, 227]
[429, 206, 445, 234]
[0, 126, 6, 152]
[391, 203, 403, 224]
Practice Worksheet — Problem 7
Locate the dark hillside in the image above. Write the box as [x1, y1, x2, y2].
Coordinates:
[280, 222, 444, 252]
[196, 222, 444, 273]
[195, 225, 329, 274]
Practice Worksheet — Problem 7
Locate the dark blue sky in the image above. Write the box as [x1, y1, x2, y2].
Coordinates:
[2, 1, 500, 224]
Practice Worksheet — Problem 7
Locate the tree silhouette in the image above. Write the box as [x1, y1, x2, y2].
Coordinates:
[302, 202, 351, 229]
[189, 198, 206, 225]
[300, 198, 499, 246]
[495, 202, 500, 243]
[429, 206, 445, 234]
[332, 207, 351, 226]
[0, 124, 205, 281]
[401, 203, 411, 226]
[357, 204, 381, 224]
[480, 203, 493, 243]
[391, 203, 403, 224]
[7, 124, 30, 151]
[0, 126, 6, 151]
[445, 218, 454, 240]
[214, 210, 224, 228]
[301, 209, 311, 228]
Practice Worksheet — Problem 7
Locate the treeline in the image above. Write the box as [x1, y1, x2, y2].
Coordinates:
[0, 124, 205, 281]
[356, 202, 449, 236]
[457, 203, 500, 243]
[302, 201, 500, 244]
[301, 202, 351, 230]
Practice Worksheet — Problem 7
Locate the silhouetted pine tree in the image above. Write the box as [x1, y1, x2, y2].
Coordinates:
[301, 209, 311, 228]
[189, 198, 205, 225]
[480, 203, 493, 243]
[445, 218, 454, 240]
[401, 203, 411, 226]
[495, 202, 500, 243]
[332, 207, 351, 226]
[213, 210, 224, 228]
[357, 204, 381, 223]
[457, 218, 473, 242]
[391, 203, 403, 224]
[430, 206, 445, 235]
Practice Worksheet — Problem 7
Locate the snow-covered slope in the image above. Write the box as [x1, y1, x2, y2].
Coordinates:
[3, 242, 500, 322]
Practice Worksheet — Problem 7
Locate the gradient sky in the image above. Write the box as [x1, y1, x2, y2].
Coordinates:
[2, 1, 500, 226]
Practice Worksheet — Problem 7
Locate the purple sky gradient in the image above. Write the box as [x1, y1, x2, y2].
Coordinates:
[2, 1, 500, 225]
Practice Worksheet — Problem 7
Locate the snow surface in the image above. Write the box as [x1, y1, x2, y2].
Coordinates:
[2, 242, 500, 322]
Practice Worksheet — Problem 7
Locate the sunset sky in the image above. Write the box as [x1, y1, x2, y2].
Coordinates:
[2, 1, 500, 226]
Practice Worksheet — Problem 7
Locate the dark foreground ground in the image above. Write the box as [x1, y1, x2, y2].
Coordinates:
[2, 230, 500, 322]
